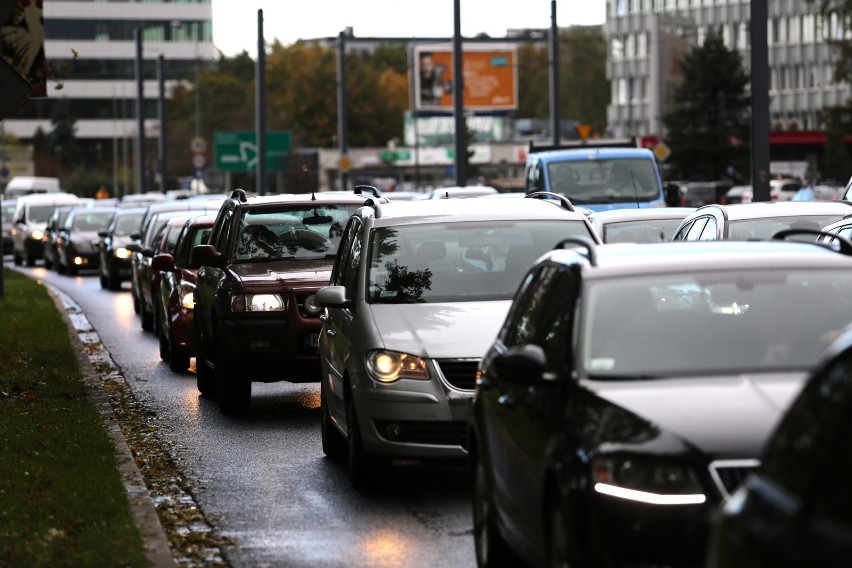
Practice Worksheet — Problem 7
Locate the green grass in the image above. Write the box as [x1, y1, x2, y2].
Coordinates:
[0, 269, 148, 568]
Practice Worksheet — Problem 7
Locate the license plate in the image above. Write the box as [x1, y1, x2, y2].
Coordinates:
[303, 333, 319, 348]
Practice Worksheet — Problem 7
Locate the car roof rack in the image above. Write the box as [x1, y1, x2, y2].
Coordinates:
[525, 191, 576, 212]
[355, 185, 381, 198]
[772, 228, 852, 256]
[553, 235, 598, 266]
[230, 188, 248, 203]
[363, 196, 383, 218]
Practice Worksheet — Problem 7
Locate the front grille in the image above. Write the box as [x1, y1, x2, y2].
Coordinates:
[436, 359, 479, 391]
[709, 459, 760, 498]
[373, 419, 467, 447]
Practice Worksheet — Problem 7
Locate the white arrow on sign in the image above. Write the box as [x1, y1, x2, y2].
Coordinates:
[239, 141, 259, 170]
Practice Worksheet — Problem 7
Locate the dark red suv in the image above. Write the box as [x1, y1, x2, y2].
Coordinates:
[192, 189, 377, 413]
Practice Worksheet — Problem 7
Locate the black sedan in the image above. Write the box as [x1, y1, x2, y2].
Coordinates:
[468, 238, 852, 567]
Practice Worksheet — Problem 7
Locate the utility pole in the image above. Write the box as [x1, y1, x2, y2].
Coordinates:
[750, 0, 770, 201]
[256, 9, 267, 196]
[337, 30, 349, 191]
[452, 0, 466, 186]
[549, 0, 561, 145]
[157, 54, 167, 194]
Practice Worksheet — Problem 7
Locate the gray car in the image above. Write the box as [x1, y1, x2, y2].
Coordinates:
[316, 194, 601, 487]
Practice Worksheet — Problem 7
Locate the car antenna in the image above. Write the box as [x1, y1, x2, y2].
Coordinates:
[311, 192, 317, 201]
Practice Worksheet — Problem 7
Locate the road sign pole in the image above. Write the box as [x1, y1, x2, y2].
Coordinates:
[256, 9, 267, 196]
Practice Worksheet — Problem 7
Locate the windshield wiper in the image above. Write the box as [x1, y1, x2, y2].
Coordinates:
[587, 373, 660, 381]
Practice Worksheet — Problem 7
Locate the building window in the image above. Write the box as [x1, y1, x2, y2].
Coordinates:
[612, 37, 624, 60]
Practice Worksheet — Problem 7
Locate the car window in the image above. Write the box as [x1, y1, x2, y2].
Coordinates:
[685, 217, 708, 240]
[581, 269, 852, 377]
[331, 217, 359, 286]
[366, 219, 594, 304]
[114, 212, 144, 236]
[536, 266, 581, 374]
[501, 264, 557, 348]
[673, 220, 694, 240]
[603, 219, 685, 244]
[340, 220, 362, 296]
[697, 217, 718, 240]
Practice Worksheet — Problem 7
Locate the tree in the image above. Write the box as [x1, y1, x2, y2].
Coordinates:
[662, 32, 750, 181]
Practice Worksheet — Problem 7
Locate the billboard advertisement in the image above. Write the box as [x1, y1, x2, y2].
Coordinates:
[413, 43, 517, 112]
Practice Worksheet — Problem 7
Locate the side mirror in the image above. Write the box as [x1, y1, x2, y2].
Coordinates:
[141, 247, 155, 258]
[192, 244, 222, 268]
[98, 229, 109, 238]
[493, 344, 548, 384]
[315, 285, 353, 309]
[151, 253, 175, 273]
[125, 242, 141, 253]
[130, 232, 141, 241]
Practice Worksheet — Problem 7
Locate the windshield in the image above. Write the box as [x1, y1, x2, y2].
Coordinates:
[114, 213, 144, 236]
[29, 204, 58, 223]
[604, 218, 685, 243]
[368, 220, 594, 303]
[730, 215, 846, 241]
[582, 269, 852, 377]
[235, 204, 358, 262]
[71, 210, 115, 231]
[547, 158, 660, 203]
[2, 204, 15, 223]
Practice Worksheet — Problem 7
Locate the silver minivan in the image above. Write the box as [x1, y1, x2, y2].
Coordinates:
[12, 192, 81, 266]
[316, 194, 601, 487]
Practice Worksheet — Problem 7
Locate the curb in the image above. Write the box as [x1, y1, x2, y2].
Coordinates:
[46, 283, 176, 568]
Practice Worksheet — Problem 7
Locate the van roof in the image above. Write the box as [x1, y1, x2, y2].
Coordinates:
[15, 192, 79, 204]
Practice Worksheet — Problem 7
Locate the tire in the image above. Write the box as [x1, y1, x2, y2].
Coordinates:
[158, 321, 170, 362]
[99, 271, 109, 289]
[66, 262, 78, 276]
[140, 303, 153, 332]
[473, 452, 517, 568]
[107, 265, 122, 291]
[346, 392, 375, 489]
[195, 333, 215, 397]
[43, 253, 53, 270]
[547, 496, 575, 568]
[321, 381, 346, 462]
[13, 251, 22, 266]
[214, 332, 250, 413]
[167, 326, 190, 373]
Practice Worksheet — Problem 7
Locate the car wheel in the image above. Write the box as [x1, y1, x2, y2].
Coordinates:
[140, 303, 153, 332]
[107, 265, 122, 291]
[214, 332, 250, 413]
[320, 381, 346, 462]
[167, 324, 190, 373]
[44, 254, 53, 270]
[99, 271, 109, 289]
[13, 251, 22, 266]
[158, 320, 170, 362]
[346, 392, 375, 489]
[473, 452, 517, 568]
[195, 333, 215, 397]
[66, 262, 78, 276]
[547, 496, 575, 568]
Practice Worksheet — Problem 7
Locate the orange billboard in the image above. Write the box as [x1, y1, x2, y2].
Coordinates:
[414, 44, 517, 112]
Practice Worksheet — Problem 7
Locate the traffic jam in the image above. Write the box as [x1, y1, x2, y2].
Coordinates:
[7, 148, 852, 567]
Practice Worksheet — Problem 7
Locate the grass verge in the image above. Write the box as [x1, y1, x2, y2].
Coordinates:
[0, 269, 148, 567]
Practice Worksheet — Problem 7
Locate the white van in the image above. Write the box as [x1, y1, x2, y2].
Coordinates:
[12, 192, 81, 266]
[3, 176, 62, 200]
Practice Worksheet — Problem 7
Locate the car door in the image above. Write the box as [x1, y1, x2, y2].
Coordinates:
[320, 216, 362, 429]
[481, 264, 564, 542]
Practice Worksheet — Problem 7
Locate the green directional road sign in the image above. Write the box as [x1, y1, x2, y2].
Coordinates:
[214, 131, 292, 172]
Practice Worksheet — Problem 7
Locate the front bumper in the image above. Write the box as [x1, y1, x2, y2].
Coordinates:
[351, 367, 473, 460]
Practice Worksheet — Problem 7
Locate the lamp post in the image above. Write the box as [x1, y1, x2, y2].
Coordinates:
[134, 26, 145, 194]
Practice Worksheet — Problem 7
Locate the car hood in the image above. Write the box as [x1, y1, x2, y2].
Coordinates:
[370, 301, 510, 359]
[229, 259, 332, 287]
[584, 372, 807, 457]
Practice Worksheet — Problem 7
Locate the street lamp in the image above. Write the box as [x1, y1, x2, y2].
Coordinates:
[135, 22, 182, 195]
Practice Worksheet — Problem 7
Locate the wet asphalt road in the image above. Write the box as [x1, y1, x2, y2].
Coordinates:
[16, 263, 477, 568]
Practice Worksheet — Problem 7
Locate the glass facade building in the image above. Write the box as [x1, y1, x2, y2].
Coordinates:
[605, 0, 851, 138]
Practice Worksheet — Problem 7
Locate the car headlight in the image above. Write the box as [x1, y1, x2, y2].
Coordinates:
[365, 350, 429, 383]
[592, 457, 706, 505]
[30, 229, 45, 241]
[179, 283, 195, 310]
[114, 247, 132, 259]
[230, 293, 286, 313]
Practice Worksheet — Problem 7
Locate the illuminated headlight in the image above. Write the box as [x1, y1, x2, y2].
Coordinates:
[114, 247, 132, 259]
[365, 350, 429, 383]
[592, 457, 706, 505]
[30, 229, 45, 241]
[303, 294, 323, 315]
[179, 283, 195, 310]
[231, 293, 285, 312]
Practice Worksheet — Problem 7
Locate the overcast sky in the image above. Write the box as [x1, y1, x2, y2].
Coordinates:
[211, 0, 607, 56]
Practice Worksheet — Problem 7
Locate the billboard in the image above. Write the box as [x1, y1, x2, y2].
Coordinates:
[413, 43, 517, 112]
